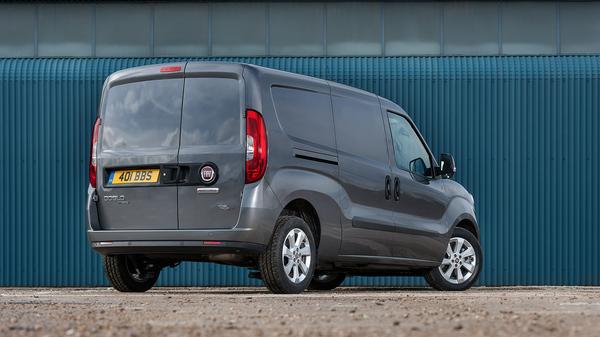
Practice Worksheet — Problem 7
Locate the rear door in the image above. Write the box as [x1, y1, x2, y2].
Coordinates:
[97, 66, 185, 230]
[177, 64, 246, 229]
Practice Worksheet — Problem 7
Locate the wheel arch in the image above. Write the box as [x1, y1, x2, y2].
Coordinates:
[267, 168, 344, 262]
[280, 198, 321, 246]
[432, 197, 480, 263]
[454, 216, 480, 239]
[443, 195, 480, 239]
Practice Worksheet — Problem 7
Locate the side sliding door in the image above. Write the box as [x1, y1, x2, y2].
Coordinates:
[331, 84, 405, 258]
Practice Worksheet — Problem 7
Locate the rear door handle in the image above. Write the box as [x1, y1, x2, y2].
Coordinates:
[394, 177, 400, 201]
[160, 166, 180, 184]
[384, 175, 392, 200]
[196, 187, 219, 194]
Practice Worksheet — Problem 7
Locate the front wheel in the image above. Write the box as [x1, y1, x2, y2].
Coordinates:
[259, 216, 317, 294]
[424, 227, 482, 291]
[103, 255, 161, 292]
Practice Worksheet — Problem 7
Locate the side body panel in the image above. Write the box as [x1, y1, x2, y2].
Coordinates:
[379, 98, 476, 263]
[392, 167, 450, 261]
[329, 83, 407, 258]
[242, 65, 344, 264]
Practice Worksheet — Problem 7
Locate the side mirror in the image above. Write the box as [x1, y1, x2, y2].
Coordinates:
[409, 157, 427, 176]
[438, 153, 456, 178]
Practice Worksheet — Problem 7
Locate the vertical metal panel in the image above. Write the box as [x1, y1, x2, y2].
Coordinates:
[0, 56, 598, 286]
[4, 2, 600, 57]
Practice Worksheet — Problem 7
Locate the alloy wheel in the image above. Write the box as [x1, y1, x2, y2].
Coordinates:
[439, 237, 477, 284]
[282, 228, 312, 284]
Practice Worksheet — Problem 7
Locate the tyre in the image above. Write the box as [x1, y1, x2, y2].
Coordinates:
[259, 216, 317, 294]
[425, 227, 482, 291]
[308, 272, 346, 291]
[103, 255, 161, 292]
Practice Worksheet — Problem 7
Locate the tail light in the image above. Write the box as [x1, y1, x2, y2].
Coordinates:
[89, 117, 101, 188]
[245, 109, 267, 183]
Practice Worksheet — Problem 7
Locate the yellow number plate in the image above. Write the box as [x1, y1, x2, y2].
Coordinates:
[109, 169, 160, 185]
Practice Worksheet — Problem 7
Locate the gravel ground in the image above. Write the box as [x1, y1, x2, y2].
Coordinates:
[0, 287, 599, 337]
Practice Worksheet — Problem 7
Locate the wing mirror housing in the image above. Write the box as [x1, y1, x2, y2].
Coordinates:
[438, 153, 456, 178]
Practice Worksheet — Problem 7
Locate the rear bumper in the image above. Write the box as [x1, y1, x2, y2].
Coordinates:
[87, 227, 267, 255]
[86, 179, 282, 257]
[89, 237, 265, 256]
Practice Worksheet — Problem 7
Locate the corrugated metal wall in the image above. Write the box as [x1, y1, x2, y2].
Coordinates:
[1, 56, 598, 287]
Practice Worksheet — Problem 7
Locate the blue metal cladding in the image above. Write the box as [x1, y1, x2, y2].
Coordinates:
[1, 56, 599, 286]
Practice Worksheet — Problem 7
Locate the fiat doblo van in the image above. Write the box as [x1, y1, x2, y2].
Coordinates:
[87, 62, 482, 293]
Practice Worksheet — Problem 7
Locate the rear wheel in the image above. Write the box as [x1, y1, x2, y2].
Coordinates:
[425, 227, 482, 291]
[259, 216, 317, 294]
[308, 272, 346, 291]
[103, 255, 160, 292]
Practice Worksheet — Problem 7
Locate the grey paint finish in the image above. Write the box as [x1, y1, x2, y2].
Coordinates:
[382, 103, 450, 262]
[245, 65, 344, 264]
[177, 74, 245, 230]
[330, 84, 403, 258]
[98, 77, 184, 230]
[88, 61, 478, 275]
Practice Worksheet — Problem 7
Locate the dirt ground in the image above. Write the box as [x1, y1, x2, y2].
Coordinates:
[0, 287, 599, 337]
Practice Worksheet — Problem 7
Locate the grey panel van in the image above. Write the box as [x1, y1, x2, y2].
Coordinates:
[87, 62, 482, 293]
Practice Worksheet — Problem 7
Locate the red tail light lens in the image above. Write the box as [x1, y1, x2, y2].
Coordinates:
[245, 109, 267, 184]
[89, 117, 101, 188]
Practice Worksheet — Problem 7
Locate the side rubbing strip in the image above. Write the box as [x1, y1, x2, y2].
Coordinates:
[352, 218, 396, 233]
[295, 154, 338, 166]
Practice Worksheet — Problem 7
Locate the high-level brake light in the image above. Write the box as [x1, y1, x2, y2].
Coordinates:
[159, 66, 182, 73]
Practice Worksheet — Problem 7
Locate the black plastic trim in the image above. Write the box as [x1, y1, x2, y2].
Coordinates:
[351, 217, 396, 233]
[294, 154, 338, 166]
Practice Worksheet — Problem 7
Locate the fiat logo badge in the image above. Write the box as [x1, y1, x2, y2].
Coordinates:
[200, 165, 217, 184]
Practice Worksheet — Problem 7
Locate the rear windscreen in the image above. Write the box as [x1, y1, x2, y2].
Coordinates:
[180, 77, 241, 146]
[101, 79, 183, 150]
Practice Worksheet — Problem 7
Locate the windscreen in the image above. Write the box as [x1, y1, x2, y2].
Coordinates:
[101, 79, 184, 151]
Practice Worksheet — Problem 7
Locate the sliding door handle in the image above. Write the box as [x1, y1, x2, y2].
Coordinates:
[384, 175, 392, 200]
[394, 177, 400, 201]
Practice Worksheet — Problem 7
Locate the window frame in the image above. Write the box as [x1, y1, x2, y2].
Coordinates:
[386, 110, 437, 179]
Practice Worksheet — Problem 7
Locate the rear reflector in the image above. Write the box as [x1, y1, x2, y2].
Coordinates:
[159, 66, 182, 73]
[245, 109, 267, 183]
[203, 241, 223, 245]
